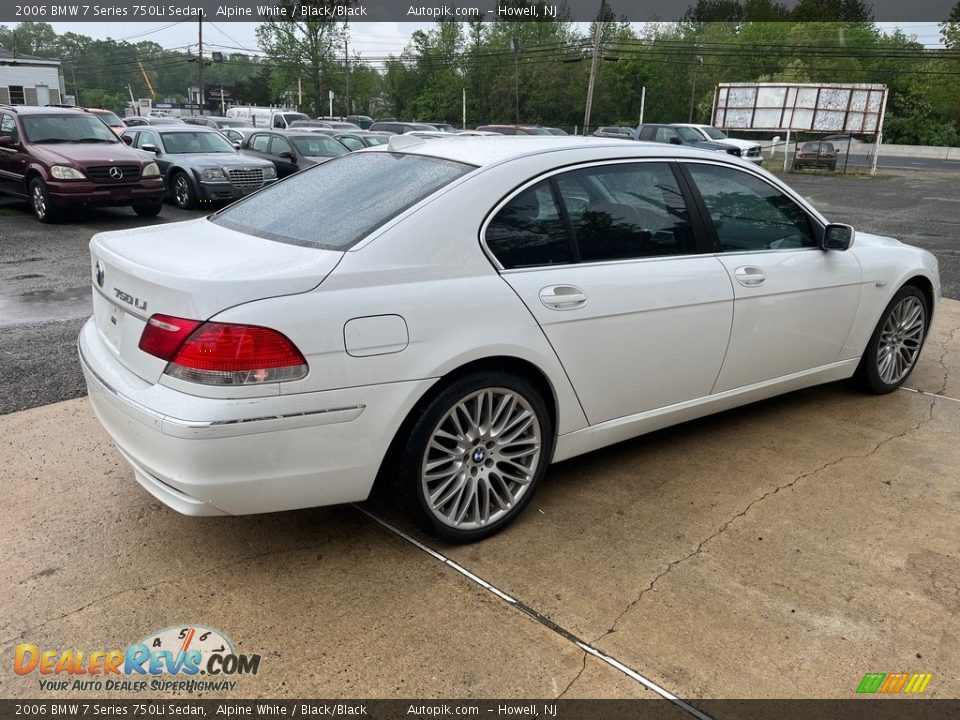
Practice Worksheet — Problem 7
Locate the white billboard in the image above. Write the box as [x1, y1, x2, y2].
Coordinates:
[712, 83, 887, 134]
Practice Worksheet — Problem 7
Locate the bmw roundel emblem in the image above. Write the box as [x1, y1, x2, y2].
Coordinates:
[94, 260, 105, 288]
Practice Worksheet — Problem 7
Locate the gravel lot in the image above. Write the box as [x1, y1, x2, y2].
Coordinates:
[1, 169, 958, 415]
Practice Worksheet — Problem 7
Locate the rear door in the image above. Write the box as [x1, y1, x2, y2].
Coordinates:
[487, 160, 734, 425]
[681, 161, 862, 392]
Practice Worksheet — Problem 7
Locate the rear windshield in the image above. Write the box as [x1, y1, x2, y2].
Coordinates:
[92, 110, 123, 126]
[212, 152, 474, 250]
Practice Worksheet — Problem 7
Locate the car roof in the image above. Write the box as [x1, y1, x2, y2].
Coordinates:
[383, 135, 744, 168]
[4, 105, 89, 115]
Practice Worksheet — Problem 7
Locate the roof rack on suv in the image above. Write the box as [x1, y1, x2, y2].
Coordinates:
[44, 103, 80, 108]
[0, 104, 19, 113]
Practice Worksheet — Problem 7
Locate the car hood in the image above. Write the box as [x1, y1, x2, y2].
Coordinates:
[852, 231, 902, 249]
[166, 152, 274, 169]
[30, 143, 150, 166]
[713, 138, 760, 151]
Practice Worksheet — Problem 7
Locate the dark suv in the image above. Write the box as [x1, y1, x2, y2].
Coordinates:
[0, 105, 165, 222]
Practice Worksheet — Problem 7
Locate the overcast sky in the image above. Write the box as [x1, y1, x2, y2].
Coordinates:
[17, 21, 945, 61]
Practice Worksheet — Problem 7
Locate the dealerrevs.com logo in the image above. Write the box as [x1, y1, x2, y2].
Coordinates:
[14, 626, 261, 694]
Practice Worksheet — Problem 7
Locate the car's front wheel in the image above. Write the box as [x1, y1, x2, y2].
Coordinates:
[29, 178, 60, 223]
[394, 372, 553, 543]
[171, 172, 196, 210]
[857, 285, 929, 394]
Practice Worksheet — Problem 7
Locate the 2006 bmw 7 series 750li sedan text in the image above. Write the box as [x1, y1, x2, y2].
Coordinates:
[78, 135, 940, 542]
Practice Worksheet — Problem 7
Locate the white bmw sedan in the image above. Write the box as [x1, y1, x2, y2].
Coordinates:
[79, 136, 940, 542]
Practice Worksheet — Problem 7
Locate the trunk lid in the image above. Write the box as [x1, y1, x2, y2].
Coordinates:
[90, 217, 342, 383]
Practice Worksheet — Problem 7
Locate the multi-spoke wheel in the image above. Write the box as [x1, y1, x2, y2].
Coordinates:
[857, 286, 929, 394]
[395, 373, 552, 543]
[29, 178, 60, 223]
[171, 172, 196, 210]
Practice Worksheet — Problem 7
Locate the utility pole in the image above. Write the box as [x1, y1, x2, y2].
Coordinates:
[344, 29, 351, 117]
[198, 17, 205, 113]
[688, 51, 703, 123]
[583, 0, 606, 136]
[510, 37, 521, 125]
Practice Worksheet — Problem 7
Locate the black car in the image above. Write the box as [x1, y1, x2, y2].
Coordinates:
[241, 129, 349, 177]
[636, 124, 742, 157]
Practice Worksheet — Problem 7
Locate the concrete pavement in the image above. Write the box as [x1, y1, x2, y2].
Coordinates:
[1, 301, 958, 704]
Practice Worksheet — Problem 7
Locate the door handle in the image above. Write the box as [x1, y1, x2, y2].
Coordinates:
[734, 266, 767, 288]
[539, 285, 587, 310]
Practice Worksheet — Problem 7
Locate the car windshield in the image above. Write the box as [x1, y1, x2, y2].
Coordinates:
[364, 135, 390, 146]
[92, 111, 123, 126]
[283, 113, 309, 125]
[701, 126, 728, 140]
[524, 127, 553, 135]
[212, 152, 474, 250]
[290, 136, 349, 158]
[160, 131, 236, 154]
[676, 127, 705, 142]
[22, 114, 118, 144]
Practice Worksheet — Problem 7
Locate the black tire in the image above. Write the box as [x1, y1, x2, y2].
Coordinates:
[828, 161, 837, 172]
[855, 285, 929, 394]
[393, 372, 553, 543]
[29, 178, 60, 223]
[133, 201, 163, 217]
[171, 171, 196, 210]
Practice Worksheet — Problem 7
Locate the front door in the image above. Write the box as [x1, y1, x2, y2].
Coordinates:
[681, 161, 862, 393]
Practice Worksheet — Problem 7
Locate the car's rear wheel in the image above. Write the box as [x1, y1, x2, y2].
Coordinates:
[133, 201, 162, 217]
[856, 286, 929, 394]
[171, 172, 196, 210]
[29, 178, 60, 223]
[394, 372, 553, 543]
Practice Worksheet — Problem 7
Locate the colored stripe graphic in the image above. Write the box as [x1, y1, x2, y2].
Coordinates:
[903, 674, 933, 694]
[857, 673, 886, 693]
[856, 672, 932, 694]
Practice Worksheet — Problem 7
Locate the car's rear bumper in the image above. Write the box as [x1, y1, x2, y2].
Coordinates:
[78, 317, 433, 516]
[48, 178, 165, 207]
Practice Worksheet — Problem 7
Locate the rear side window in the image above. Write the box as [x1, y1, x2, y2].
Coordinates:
[486, 181, 573, 269]
[558, 163, 696, 261]
[213, 152, 474, 250]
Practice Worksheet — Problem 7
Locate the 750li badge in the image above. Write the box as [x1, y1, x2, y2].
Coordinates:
[114, 288, 147, 312]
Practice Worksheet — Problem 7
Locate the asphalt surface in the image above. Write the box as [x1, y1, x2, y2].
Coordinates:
[1, 170, 958, 416]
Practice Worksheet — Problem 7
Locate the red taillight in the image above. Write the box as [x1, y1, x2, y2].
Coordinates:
[139, 314, 307, 385]
[139, 314, 202, 360]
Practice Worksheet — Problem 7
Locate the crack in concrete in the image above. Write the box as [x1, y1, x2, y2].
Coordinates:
[934, 323, 959, 395]
[0, 545, 325, 649]
[591, 397, 938, 646]
[557, 652, 588, 699]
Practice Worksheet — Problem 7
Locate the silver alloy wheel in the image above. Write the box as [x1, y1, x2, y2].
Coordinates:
[877, 295, 925, 385]
[32, 183, 46, 219]
[421, 387, 542, 530]
[174, 176, 190, 207]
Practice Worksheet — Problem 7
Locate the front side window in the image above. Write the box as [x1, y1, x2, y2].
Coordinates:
[686, 164, 816, 251]
[270, 136, 292, 155]
[135, 130, 157, 149]
[557, 162, 696, 262]
[291, 135, 349, 158]
[486, 181, 572, 269]
[338, 136, 364, 151]
[654, 127, 679, 143]
[213, 152, 473, 250]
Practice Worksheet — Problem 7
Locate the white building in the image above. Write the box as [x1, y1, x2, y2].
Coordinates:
[0, 47, 64, 106]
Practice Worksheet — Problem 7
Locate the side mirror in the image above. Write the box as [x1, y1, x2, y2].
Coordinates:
[668, 136, 682, 145]
[232, 141, 241, 149]
[278, 151, 295, 161]
[0, 135, 14, 147]
[141, 143, 158, 154]
[821, 223, 854, 251]
[121, 135, 133, 146]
